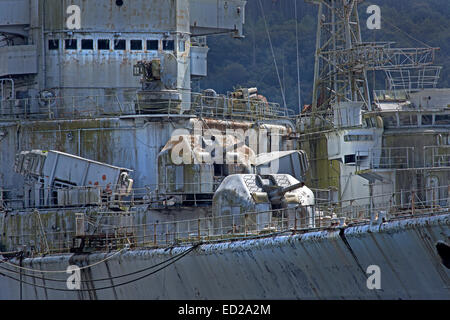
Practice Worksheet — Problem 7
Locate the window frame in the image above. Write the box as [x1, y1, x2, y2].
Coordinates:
[435, 114, 450, 126]
[382, 114, 398, 128]
[421, 114, 434, 126]
[48, 39, 59, 50]
[97, 39, 110, 51]
[81, 39, 94, 50]
[130, 39, 143, 51]
[64, 39, 77, 50]
[398, 113, 418, 127]
[147, 40, 159, 51]
[163, 39, 175, 51]
[114, 39, 126, 50]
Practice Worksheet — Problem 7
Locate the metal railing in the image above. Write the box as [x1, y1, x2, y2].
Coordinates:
[3, 206, 316, 255]
[0, 182, 221, 210]
[0, 94, 135, 120]
[310, 187, 336, 206]
[190, 92, 291, 120]
[373, 89, 410, 102]
[0, 92, 292, 122]
[370, 147, 415, 169]
[424, 146, 450, 168]
[2, 184, 334, 211]
[296, 109, 335, 134]
[2, 184, 449, 256]
[362, 146, 450, 170]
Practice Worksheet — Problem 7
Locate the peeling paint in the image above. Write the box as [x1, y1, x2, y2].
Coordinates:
[1, 214, 448, 299]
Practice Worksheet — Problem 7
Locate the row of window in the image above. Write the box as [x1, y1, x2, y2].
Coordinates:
[48, 39, 176, 51]
[364, 114, 450, 128]
[344, 134, 373, 142]
[374, 114, 450, 128]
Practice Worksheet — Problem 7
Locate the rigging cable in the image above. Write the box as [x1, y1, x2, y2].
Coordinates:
[0, 245, 195, 283]
[0, 244, 198, 292]
[294, 0, 303, 114]
[257, 0, 288, 110]
[0, 247, 127, 273]
[381, 17, 431, 48]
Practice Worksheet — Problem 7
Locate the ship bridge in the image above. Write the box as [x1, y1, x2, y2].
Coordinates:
[0, 0, 246, 115]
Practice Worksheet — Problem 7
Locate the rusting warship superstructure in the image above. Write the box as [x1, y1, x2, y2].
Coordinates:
[0, 0, 449, 300]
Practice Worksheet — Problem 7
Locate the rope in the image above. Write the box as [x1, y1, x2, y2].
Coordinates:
[0, 244, 198, 292]
[258, 0, 287, 109]
[381, 17, 431, 49]
[0, 245, 196, 283]
[0, 247, 126, 273]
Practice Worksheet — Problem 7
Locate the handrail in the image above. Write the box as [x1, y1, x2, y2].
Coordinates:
[369, 147, 415, 169]
[1, 184, 449, 256]
[0, 92, 292, 122]
[1, 182, 449, 210]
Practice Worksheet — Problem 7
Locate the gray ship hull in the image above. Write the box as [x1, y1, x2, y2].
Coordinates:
[1, 213, 449, 300]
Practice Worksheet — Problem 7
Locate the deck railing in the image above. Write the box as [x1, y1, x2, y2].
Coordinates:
[1, 184, 449, 256]
[370, 147, 415, 169]
[362, 146, 450, 171]
[190, 92, 292, 120]
[423, 146, 450, 168]
[0, 92, 291, 122]
[0, 94, 134, 120]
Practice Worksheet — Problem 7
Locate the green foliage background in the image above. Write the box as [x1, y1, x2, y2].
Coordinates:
[199, 0, 450, 113]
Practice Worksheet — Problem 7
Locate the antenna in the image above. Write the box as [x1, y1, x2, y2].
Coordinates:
[294, 0, 303, 114]
[307, 0, 440, 115]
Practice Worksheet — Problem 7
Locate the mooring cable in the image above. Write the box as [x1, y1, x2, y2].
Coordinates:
[0, 243, 199, 292]
[0, 247, 126, 273]
[0, 245, 197, 283]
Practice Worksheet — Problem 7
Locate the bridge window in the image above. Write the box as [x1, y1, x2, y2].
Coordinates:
[48, 39, 59, 50]
[383, 115, 397, 128]
[163, 40, 174, 51]
[399, 114, 418, 126]
[65, 39, 77, 50]
[147, 40, 159, 50]
[114, 39, 126, 50]
[98, 39, 110, 50]
[422, 114, 433, 126]
[435, 115, 450, 125]
[130, 40, 142, 50]
[344, 135, 373, 142]
[81, 39, 94, 50]
[214, 163, 224, 176]
[344, 154, 356, 164]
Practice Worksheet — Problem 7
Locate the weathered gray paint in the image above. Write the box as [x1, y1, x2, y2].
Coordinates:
[0, 45, 37, 77]
[0, 0, 29, 26]
[0, 116, 293, 203]
[0, 0, 244, 111]
[0, 214, 448, 300]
